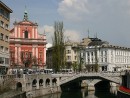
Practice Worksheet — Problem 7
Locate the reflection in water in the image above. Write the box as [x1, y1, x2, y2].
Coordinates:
[36, 87, 117, 98]
[110, 86, 118, 95]
[36, 93, 61, 98]
[85, 91, 97, 98]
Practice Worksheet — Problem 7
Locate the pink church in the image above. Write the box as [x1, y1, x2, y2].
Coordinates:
[9, 10, 47, 69]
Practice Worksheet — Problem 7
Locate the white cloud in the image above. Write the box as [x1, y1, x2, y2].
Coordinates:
[38, 25, 54, 43]
[64, 30, 80, 42]
[58, 0, 90, 21]
[38, 25, 80, 44]
[58, 0, 130, 22]
[43, 25, 54, 33]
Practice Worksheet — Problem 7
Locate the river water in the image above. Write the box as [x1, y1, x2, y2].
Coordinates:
[36, 87, 117, 98]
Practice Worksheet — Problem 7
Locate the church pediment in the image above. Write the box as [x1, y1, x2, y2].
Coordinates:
[15, 20, 38, 26]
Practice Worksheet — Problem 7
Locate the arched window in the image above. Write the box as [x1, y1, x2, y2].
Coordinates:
[32, 79, 37, 87]
[24, 30, 28, 38]
[16, 82, 22, 91]
[39, 79, 43, 86]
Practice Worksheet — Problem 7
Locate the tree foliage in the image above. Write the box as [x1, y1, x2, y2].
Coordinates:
[32, 56, 38, 69]
[72, 62, 78, 72]
[21, 52, 33, 68]
[94, 45, 99, 72]
[52, 22, 65, 72]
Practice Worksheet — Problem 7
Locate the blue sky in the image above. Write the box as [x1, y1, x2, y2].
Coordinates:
[3, 0, 130, 47]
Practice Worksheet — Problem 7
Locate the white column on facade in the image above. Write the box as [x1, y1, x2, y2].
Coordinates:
[28, 33, 30, 39]
[36, 47, 38, 58]
[90, 51, 92, 64]
[32, 46, 35, 56]
[17, 46, 21, 64]
[15, 47, 17, 63]
[35, 28, 38, 39]
[44, 47, 46, 64]
[32, 27, 34, 38]
[34, 47, 36, 57]
[18, 27, 20, 38]
[23, 32, 24, 38]
[19, 46, 21, 63]
[15, 26, 17, 37]
[17, 47, 19, 63]
[85, 52, 88, 63]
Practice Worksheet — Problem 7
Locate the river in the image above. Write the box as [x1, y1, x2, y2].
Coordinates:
[36, 87, 117, 98]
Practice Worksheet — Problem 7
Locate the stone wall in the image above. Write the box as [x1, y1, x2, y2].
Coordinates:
[0, 90, 26, 98]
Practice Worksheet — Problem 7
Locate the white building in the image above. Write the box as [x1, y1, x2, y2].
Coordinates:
[84, 38, 130, 72]
[65, 41, 79, 66]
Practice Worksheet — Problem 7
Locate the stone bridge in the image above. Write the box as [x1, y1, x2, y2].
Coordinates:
[0, 72, 122, 97]
[59, 72, 121, 85]
[58, 72, 121, 91]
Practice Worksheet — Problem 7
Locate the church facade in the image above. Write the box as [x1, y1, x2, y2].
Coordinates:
[9, 10, 46, 69]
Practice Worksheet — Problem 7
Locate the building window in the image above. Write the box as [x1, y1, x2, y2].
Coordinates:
[25, 52, 28, 58]
[0, 57, 4, 64]
[5, 58, 9, 64]
[111, 50, 113, 55]
[0, 33, 4, 40]
[105, 58, 107, 62]
[5, 35, 8, 42]
[0, 46, 3, 51]
[75, 56, 77, 60]
[0, 9, 10, 19]
[5, 47, 8, 52]
[0, 8, 4, 15]
[10, 52, 15, 58]
[39, 60, 42, 64]
[102, 58, 103, 62]
[67, 56, 71, 60]
[91, 52, 93, 56]
[74, 50, 76, 54]
[0, 21, 4, 27]
[28, 52, 32, 58]
[92, 58, 93, 62]
[101, 51, 103, 56]
[39, 52, 42, 58]
[67, 50, 71, 54]
[87, 52, 89, 56]
[105, 51, 107, 56]
[21, 52, 24, 59]
[5, 24, 8, 30]
[88, 58, 90, 62]
[24, 30, 28, 38]
[4, 12, 9, 19]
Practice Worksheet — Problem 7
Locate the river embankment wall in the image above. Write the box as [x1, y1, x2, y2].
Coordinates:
[0, 90, 26, 98]
[26, 86, 61, 98]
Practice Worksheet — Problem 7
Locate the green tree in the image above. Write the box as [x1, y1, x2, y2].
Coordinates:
[52, 21, 65, 72]
[94, 45, 99, 72]
[21, 52, 32, 68]
[72, 62, 78, 72]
